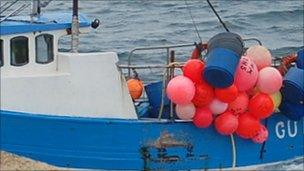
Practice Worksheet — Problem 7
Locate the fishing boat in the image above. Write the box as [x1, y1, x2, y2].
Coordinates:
[1, 0, 303, 170]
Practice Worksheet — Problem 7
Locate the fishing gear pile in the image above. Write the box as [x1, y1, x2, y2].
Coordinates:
[166, 32, 303, 143]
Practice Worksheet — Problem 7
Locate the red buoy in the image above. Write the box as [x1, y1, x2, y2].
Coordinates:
[215, 84, 239, 103]
[193, 107, 213, 128]
[248, 93, 274, 119]
[228, 92, 249, 115]
[252, 124, 269, 144]
[192, 82, 214, 107]
[183, 59, 205, 84]
[236, 112, 261, 139]
[214, 111, 238, 135]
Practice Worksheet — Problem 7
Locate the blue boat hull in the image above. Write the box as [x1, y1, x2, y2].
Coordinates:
[1, 110, 303, 170]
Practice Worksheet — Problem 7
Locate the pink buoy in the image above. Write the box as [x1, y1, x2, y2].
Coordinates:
[228, 92, 249, 115]
[252, 124, 269, 143]
[166, 76, 195, 105]
[193, 107, 213, 128]
[176, 103, 196, 120]
[209, 98, 228, 115]
[246, 45, 272, 70]
[257, 67, 283, 94]
[234, 56, 258, 91]
[215, 111, 238, 135]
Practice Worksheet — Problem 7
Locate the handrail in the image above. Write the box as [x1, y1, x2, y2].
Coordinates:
[122, 37, 262, 77]
[126, 43, 196, 77]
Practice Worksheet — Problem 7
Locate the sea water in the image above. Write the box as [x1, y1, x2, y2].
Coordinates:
[46, 0, 303, 82]
[4, 0, 303, 170]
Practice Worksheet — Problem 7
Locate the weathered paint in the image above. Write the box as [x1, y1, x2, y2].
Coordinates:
[1, 110, 303, 170]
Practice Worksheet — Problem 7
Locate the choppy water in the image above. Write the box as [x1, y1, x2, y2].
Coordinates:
[3, 0, 304, 170]
[43, 0, 304, 81]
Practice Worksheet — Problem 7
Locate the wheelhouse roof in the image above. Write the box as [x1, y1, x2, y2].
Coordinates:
[0, 12, 91, 36]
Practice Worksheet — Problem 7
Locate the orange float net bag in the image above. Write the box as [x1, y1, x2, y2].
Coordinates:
[127, 69, 144, 100]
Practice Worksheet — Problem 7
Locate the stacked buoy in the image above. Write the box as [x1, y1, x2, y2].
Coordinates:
[166, 32, 286, 144]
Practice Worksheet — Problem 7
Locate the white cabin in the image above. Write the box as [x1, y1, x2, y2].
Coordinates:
[0, 13, 137, 119]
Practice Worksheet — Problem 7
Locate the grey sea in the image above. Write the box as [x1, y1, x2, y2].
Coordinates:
[48, 0, 304, 82]
[5, 0, 304, 170]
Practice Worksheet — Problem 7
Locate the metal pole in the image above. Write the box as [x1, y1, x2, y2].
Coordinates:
[71, 0, 79, 53]
[31, 0, 40, 16]
[169, 50, 175, 121]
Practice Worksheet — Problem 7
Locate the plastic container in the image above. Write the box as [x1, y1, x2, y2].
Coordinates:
[208, 32, 244, 56]
[204, 48, 240, 88]
[279, 99, 304, 121]
[281, 67, 304, 104]
[149, 106, 177, 119]
[145, 81, 170, 109]
[296, 49, 304, 69]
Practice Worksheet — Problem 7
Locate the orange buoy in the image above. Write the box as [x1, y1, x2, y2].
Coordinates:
[127, 78, 144, 100]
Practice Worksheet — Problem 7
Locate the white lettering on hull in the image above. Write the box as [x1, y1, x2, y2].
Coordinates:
[275, 120, 300, 139]
[276, 121, 285, 139]
[287, 120, 297, 137]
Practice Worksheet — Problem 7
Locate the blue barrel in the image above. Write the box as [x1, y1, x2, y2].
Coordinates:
[281, 67, 304, 104]
[145, 81, 177, 119]
[279, 99, 304, 121]
[145, 81, 170, 108]
[149, 106, 177, 119]
[208, 32, 244, 56]
[204, 48, 240, 88]
[296, 49, 304, 69]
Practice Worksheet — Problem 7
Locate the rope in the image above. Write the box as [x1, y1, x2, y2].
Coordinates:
[158, 62, 184, 120]
[184, 0, 202, 43]
[230, 134, 236, 169]
[206, 0, 230, 32]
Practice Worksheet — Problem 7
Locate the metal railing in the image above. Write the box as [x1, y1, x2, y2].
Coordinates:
[124, 43, 196, 77]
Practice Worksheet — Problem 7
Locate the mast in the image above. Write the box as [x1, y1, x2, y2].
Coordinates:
[71, 0, 79, 53]
[31, 0, 41, 16]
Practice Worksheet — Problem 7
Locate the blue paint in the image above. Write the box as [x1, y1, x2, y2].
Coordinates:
[281, 67, 304, 104]
[145, 81, 175, 119]
[204, 48, 240, 88]
[145, 81, 170, 108]
[296, 49, 304, 69]
[279, 99, 304, 121]
[1, 110, 303, 170]
[0, 13, 91, 35]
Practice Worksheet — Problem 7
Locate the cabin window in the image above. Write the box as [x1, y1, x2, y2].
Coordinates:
[36, 34, 54, 64]
[10, 36, 29, 66]
[0, 39, 3, 67]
